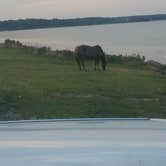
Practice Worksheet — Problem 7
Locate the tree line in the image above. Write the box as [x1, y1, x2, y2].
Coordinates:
[0, 14, 166, 31]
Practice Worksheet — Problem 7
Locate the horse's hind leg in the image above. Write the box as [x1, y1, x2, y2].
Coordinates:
[75, 57, 82, 71]
[81, 60, 86, 71]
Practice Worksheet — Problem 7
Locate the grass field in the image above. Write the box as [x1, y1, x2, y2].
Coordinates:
[0, 44, 166, 120]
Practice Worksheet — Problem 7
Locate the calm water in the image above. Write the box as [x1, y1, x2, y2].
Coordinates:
[0, 119, 166, 166]
[0, 21, 166, 63]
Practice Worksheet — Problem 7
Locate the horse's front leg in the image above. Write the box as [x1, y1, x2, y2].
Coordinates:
[82, 61, 87, 71]
[94, 60, 100, 71]
[94, 62, 97, 71]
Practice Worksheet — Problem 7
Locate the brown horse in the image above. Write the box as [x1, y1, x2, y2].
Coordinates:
[74, 45, 107, 71]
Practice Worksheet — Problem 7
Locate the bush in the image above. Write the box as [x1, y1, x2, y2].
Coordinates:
[106, 53, 145, 64]
[3, 40, 149, 66]
[4, 39, 23, 48]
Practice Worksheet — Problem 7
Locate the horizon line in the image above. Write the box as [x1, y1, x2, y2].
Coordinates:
[1, 13, 166, 22]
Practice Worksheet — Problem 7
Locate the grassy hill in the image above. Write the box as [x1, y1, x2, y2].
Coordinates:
[0, 43, 166, 120]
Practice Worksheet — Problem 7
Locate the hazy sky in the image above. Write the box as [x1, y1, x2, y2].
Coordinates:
[0, 0, 166, 20]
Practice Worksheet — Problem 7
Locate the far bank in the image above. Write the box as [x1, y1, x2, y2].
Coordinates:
[0, 20, 166, 64]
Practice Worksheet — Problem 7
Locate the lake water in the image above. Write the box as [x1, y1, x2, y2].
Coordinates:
[0, 21, 166, 63]
[0, 119, 166, 166]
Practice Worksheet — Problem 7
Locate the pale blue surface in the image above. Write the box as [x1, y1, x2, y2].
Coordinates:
[0, 21, 166, 63]
[0, 119, 166, 166]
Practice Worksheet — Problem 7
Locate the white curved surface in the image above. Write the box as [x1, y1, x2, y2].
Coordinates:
[0, 118, 166, 166]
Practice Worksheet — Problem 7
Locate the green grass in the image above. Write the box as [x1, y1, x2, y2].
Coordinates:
[0, 45, 166, 120]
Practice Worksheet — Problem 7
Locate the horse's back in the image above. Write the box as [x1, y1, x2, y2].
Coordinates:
[74, 45, 102, 57]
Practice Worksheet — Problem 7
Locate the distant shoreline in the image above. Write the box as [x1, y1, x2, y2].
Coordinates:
[0, 14, 166, 32]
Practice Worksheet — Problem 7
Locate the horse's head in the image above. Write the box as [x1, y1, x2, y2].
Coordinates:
[99, 47, 107, 71]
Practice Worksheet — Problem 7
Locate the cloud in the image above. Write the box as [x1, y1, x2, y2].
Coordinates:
[0, 0, 166, 20]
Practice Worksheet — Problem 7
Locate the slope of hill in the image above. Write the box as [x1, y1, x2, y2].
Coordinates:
[0, 42, 166, 120]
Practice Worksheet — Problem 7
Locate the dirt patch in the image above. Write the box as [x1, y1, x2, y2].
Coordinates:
[49, 92, 108, 99]
[128, 97, 159, 102]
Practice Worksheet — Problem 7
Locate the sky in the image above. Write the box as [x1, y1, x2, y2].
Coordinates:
[0, 0, 166, 20]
